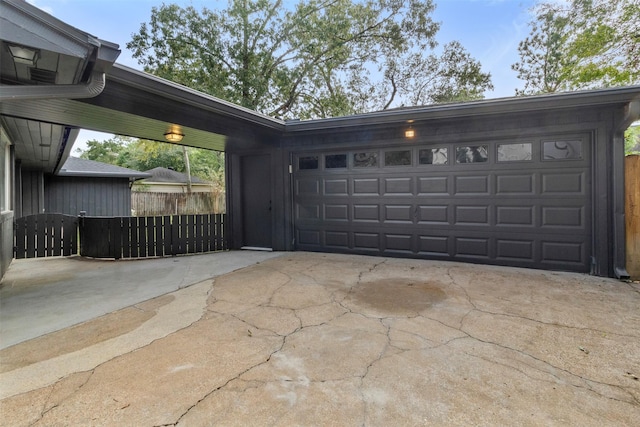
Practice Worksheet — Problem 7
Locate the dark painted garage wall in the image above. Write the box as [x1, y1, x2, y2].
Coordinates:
[268, 105, 620, 276]
[45, 176, 132, 217]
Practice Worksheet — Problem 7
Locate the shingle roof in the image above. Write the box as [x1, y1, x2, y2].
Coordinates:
[141, 167, 208, 184]
[58, 157, 151, 179]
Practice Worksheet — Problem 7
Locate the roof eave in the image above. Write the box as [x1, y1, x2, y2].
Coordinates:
[109, 64, 285, 132]
[285, 86, 640, 132]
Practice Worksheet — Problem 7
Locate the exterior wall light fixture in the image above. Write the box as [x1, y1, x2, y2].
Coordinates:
[8, 44, 39, 65]
[405, 126, 415, 139]
[164, 125, 184, 143]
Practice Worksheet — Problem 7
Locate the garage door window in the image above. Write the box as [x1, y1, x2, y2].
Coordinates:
[543, 140, 582, 160]
[456, 145, 488, 163]
[354, 152, 378, 167]
[385, 150, 411, 166]
[299, 156, 319, 170]
[325, 154, 347, 169]
[498, 143, 532, 162]
[419, 148, 448, 165]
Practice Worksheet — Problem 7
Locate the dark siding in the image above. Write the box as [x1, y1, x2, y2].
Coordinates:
[45, 176, 132, 217]
[21, 170, 44, 217]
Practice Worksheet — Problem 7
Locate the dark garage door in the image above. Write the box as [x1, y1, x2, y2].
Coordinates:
[293, 134, 592, 272]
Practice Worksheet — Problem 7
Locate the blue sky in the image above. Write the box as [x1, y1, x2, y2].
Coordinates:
[26, 0, 540, 149]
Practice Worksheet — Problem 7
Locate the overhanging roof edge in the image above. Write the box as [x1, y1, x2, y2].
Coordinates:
[285, 85, 640, 132]
[108, 64, 286, 132]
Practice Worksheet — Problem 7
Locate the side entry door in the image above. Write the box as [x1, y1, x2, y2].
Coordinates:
[241, 154, 272, 248]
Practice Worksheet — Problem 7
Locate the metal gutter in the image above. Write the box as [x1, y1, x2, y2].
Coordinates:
[0, 71, 105, 101]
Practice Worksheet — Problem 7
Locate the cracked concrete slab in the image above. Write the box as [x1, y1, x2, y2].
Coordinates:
[1, 252, 639, 426]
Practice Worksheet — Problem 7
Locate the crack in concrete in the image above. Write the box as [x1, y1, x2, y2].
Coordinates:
[456, 323, 640, 406]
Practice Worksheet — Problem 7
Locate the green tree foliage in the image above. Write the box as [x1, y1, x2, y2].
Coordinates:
[626, 125, 640, 155]
[76, 136, 225, 187]
[126, 0, 493, 119]
[80, 136, 130, 165]
[512, 0, 640, 95]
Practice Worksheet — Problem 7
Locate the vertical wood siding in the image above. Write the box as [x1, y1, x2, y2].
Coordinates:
[44, 176, 131, 217]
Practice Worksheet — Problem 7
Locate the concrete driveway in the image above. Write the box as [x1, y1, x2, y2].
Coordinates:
[1, 252, 639, 425]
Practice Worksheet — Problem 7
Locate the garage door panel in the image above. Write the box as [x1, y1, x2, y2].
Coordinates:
[418, 205, 449, 223]
[455, 206, 490, 225]
[455, 237, 491, 258]
[353, 204, 379, 221]
[541, 241, 585, 265]
[496, 174, 534, 194]
[418, 176, 449, 195]
[454, 175, 490, 194]
[542, 172, 586, 195]
[297, 178, 320, 196]
[385, 234, 413, 252]
[384, 177, 413, 195]
[496, 206, 534, 226]
[353, 178, 380, 195]
[297, 203, 320, 220]
[325, 204, 349, 221]
[418, 235, 450, 256]
[324, 179, 348, 195]
[384, 205, 413, 222]
[542, 206, 585, 228]
[293, 134, 591, 273]
[325, 231, 349, 248]
[496, 239, 534, 261]
[354, 232, 380, 250]
[298, 229, 321, 246]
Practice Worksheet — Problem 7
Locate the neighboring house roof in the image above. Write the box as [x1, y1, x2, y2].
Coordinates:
[140, 167, 209, 185]
[57, 157, 151, 179]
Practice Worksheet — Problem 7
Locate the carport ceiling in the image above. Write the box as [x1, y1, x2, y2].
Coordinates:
[1, 64, 285, 153]
[1, 98, 227, 152]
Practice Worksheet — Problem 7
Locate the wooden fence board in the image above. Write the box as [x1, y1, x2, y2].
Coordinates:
[124, 217, 132, 258]
[195, 215, 203, 253]
[626, 155, 640, 279]
[62, 216, 77, 255]
[131, 217, 140, 258]
[163, 216, 172, 256]
[50, 215, 61, 256]
[138, 217, 147, 258]
[215, 213, 223, 251]
[25, 216, 36, 258]
[110, 217, 122, 259]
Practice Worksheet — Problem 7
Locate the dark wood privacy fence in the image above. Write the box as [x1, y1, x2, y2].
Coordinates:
[14, 214, 78, 259]
[79, 214, 226, 259]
